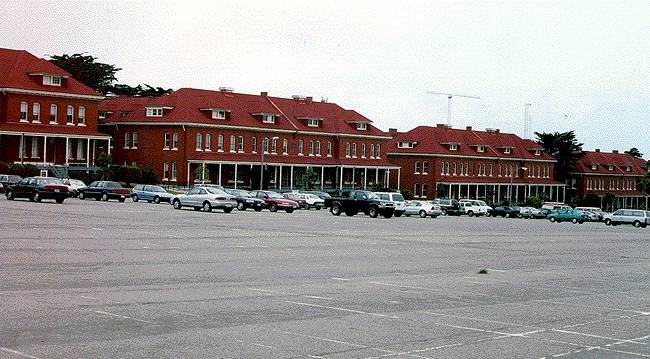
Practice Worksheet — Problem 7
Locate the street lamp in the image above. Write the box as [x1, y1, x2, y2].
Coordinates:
[509, 166, 528, 205]
[260, 136, 279, 190]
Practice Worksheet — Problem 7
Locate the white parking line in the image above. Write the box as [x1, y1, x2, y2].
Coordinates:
[94, 310, 152, 324]
[331, 277, 350, 281]
[532, 299, 650, 315]
[304, 295, 334, 300]
[0, 347, 41, 359]
[284, 300, 398, 319]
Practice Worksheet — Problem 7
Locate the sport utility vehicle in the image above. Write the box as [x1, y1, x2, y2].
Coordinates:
[604, 209, 649, 228]
[374, 192, 406, 217]
[459, 199, 491, 216]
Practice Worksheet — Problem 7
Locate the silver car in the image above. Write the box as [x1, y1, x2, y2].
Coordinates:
[604, 209, 649, 228]
[403, 200, 443, 218]
[171, 186, 237, 213]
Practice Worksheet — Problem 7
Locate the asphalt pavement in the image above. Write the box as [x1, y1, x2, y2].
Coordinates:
[0, 197, 649, 358]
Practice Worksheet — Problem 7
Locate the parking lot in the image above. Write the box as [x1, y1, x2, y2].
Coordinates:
[1, 198, 649, 359]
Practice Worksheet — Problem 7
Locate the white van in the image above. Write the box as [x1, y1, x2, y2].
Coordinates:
[375, 192, 407, 217]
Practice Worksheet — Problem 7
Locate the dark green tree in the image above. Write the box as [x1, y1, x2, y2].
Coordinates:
[436, 183, 447, 198]
[535, 131, 585, 181]
[109, 84, 173, 97]
[95, 153, 113, 180]
[624, 147, 643, 159]
[300, 167, 319, 190]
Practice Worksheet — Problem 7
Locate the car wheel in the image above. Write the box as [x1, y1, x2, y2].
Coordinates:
[132, 194, 139, 202]
[254, 207, 262, 212]
[394, 212, 402, 217]
[315, 206, 321, 211]
[571, 218, 578, 224]
[578, 220, 584, 224]
[549, 217, 556, 223]
[633, 220, 641, 228]
[269, 203, 278, 212]
[419, 210, 427, 218]
[172, 199, 182, 210]
[202, 201, 212, 212]
[641, 223, 648, 229]
[56, 198, 65, 204]
[101, 193, 109, 201]
[331, 204, 342, 216]
[605, 218, 611, 226]
[467, 210, 474, 217]
[78, 192, 85, 200]
[237, 202, 245, 211]
[153, 196, 161, 204]
[32, 192, 41, 202]
[369, 206, 378, 218]
[6, 190, 14, 200]
[224, 208, 233, 213]
[286, 209, 294, 213]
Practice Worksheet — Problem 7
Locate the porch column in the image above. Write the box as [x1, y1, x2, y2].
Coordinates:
[562, 186, 566, 203]
[92, 139, 96, 166]
[65, 137, 69, 165]
[233, 164, 238, 189]
[458, 184, 461, 199]
[352, 167, 355, 190]
[340, 166, 344, 191]
[449, 184, 452, 198]
[363, 168, 367, 190]
[19, 134, 24, 164]
[107, 138, 111, 155]
[290, 165, 294, 190]
[86, 138, 91, 168]
[515, 185, 519, 203]
[475, 185, 479, 199]
[320, 166, 324, 190]
[186, 163, 191, 186]
[375, 168, 379, 185]
[43, 136, 47, 164]
[497, 185, 501, 202]
[279, 165, 283, 191]
[397, 168, 401, 190]
[201, 162, 206, 184]
[492, 185, 496, 203]
[386, 169, 390, 188]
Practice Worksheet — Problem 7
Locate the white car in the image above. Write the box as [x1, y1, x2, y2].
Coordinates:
[61, 178, 87, 197]
[375, 192, 407, 217]
[171, 186, 237, 213]
[403, 201, 443, 218]
[604, 209, 649, 228]
[299, 193, 325, 210]
[458, 199, 490, 216]
[519, 206, 545, 219]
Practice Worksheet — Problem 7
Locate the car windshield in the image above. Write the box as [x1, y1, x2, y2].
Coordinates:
[69, 179, 85, 186]
[205, 187, 228, 195]
[266, 192, 284, 199]
[367, 192, 380, 200]
[150, 186, 166, 192]
[36, 178, 63, 185]
[106, 182, 122, 188]
[477, 201, 488, 206]
[392, 194, 405, 202]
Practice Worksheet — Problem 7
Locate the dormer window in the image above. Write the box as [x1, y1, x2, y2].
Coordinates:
[307, 118, 319, 127]
[262, 114, 276, 124]
[503, 147, 512, 154]
[477, 145, 485, 153]
[43, 75, 62, 86]
[397, 141, 414, 149]
[212, 109, 226, 119]
[356, 122, 368, 130]
[146, 107, 163, 117]
[608, 165, 614, 171]
[534, 149, 541, 156]
[449, 143, 458, 151]
[591, 164, 597, 170]
[625, 166, 631, 172]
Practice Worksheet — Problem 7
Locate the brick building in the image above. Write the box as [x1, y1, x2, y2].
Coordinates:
[571, 149, 648, 210]
[0, 48, 111, 177]
[99, 88, 398, 190]
[387, 124, 565, 203]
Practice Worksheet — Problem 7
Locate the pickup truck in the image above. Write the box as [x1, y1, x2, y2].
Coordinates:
[324, 190, 395, 218]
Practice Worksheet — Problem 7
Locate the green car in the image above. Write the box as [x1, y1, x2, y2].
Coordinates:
[547, 209, 588, 224]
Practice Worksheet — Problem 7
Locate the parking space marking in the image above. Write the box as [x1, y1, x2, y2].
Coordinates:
[331, 277, 350, 281]
[366, 343, 463, 359]
[284, 300, 399, 319]
[236, 339, 278, 351]
[0, 347, 41, 359]
[552, 329, 647, 345]
[304, 295, 334, 300]
[94, 310, 153, 324]
[531, 299, 650, 315]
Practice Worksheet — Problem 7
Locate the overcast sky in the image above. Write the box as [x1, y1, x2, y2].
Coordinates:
[2, 0, 649, 156]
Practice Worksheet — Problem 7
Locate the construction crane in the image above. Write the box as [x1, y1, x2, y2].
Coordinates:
[428, 91, 480, 126]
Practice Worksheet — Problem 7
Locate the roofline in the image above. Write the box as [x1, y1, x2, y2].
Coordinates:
[0, 87, 104, 100]
[0, 130, 111, 140]
[387, 152, 556, 163]
[569, 172, 644, 177]
[100, 121, 392, 139]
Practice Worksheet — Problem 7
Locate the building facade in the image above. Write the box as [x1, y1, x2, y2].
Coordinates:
[571, 149, 648, 210]
[99, 88, 398, 190]
[0, 48, 111, 177]
[387, 124, 565, 203]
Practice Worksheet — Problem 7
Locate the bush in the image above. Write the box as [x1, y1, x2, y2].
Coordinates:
[400, 189, 414, 200]
[525, 195, 543, 208]
[0, 162, 40, 177]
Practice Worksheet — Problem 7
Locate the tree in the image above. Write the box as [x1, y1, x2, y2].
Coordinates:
[49, 53, 172, 96]
[625, 147, 643, 159]
[436, 183, 447, 198]
[300, 167, 318, 190]
[95, 153, 113, 180]
[535, 131, 585, 181]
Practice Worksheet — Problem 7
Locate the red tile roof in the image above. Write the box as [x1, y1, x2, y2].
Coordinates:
[574, 151, 646, 176]
[387, 125, 554, 161]
[99, 88, 390, 137]
[0, 48, 99, 97]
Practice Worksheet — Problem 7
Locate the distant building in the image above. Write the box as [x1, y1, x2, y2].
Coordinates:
[387, 124, 564, 203]
[0, 48, 111, 177]
[571, 149, 647, 210]
[99, 88, 397, 190]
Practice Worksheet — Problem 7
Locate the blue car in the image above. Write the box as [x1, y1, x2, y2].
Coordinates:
[131, 184, 173, 204]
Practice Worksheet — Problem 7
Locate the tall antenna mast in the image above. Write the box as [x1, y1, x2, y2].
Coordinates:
[428, 91, 480, 126]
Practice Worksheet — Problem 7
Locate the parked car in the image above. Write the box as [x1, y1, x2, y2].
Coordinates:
[0, 174, 22, 193]
[576, 207, 605, 222]
[225, 188, 266, 211]
[298, 193, 325, 210]
[61, 178, 87, 197]
[403, 200, 443, 218]
[250, 190, 300, 213]
[375, 192, 407, 217]
[487, 205, 520, 218]
[171, 186, 236, 212]
[458, 200, 488, 216]
[432, 198, 462, 216]
[283, 192, 308, 208]
[78, 181, 131, 202]
[131, 184, 173, 203]
[519, 206, 545, 219]
[324, 190, 395, 218]
[5, 176, 69, 203]
[604, 209, 649, 228]
[302, 190, 332, 200]
[547, 209, 588, 224]
[541, 202, 571, 215]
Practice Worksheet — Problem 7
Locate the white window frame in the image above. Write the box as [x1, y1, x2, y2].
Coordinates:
[43, 74, 62, 86]
[309, 140, 315, 156]
[271, 138, 278, 154]
[163, 162, 169, 180]
[31, 137, 40, 158]
[204, 133, 211, 151]
[19, 102, 28, 122]
[217, 135, 224, 152]
[262, 114, 276, 123]
[298, 140, 304, 155]
[172, 132, 178, 150]
[78, 106, 86, 126]
[352, 143, 357, 158]
[316, 141, 321, 156]
[66, 105, 74, 124]
[477, 145, 485, 153]
[123, 132, 131, 149]
[503, 147, 512, 154]
[414, 161, 420, 174]
[212, 109, 226, 120]
[230, 135, 236, 153]
[263, 137, 270, 154]
[423, 161, 429, 174]
[449, 143, 458, 151]
[345, 143, 350, 158]
[32, 103, 40, 123]
[132, 132, 138, 149]
[361, 143, 366, 158]
[356, 122, 367, 130]
[171, 162, 177, 180]
[146, 107, 163, 117]
[251, 137, 257, 153]
[163, 133, 170, 149]
[48, 104, 57, 124]
[376, 144, 381, 158]
[327, 141, 332, 157]
[591, 164, 597, 170]
[238, 136, 244, 153]
[195, 133, 203, 151]
[283, 139, 289, 154]
[307, 118, 319, 127]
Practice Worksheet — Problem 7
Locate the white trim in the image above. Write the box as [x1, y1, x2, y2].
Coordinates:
[571, 172, 643, 177]
[0, 130, 110, 140]
[187, 159, 400, 170]
[0, 87, 103, 100]
[387, 152, 557, 163]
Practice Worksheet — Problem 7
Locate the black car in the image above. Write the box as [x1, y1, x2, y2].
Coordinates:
[487, 205, 520, 218]
[324, 190, 395, 218]
[0, 174, 22, 193]
[79, 181, 131, 202]
[5, 176, 69, 203]
[224, 188, 265, 211]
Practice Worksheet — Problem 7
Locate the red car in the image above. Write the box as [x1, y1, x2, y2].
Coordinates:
[282, 192, 307, 208]
[250, 190, 300, 213]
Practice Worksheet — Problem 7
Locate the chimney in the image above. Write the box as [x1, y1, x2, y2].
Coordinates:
[305, 96, 313, 102]
[436, 123, 445, 128]
[495, 129, 500, 133]
[260, 91, 268, 97]
[612, 150, 619, 154]
[595, 149, 600, 152]
[466, 126, 472, 131]
[388, 128, 398, 136]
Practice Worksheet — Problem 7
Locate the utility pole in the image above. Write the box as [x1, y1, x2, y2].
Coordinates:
[428, 92, 480, 126]
[523, 103, 531, 139]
